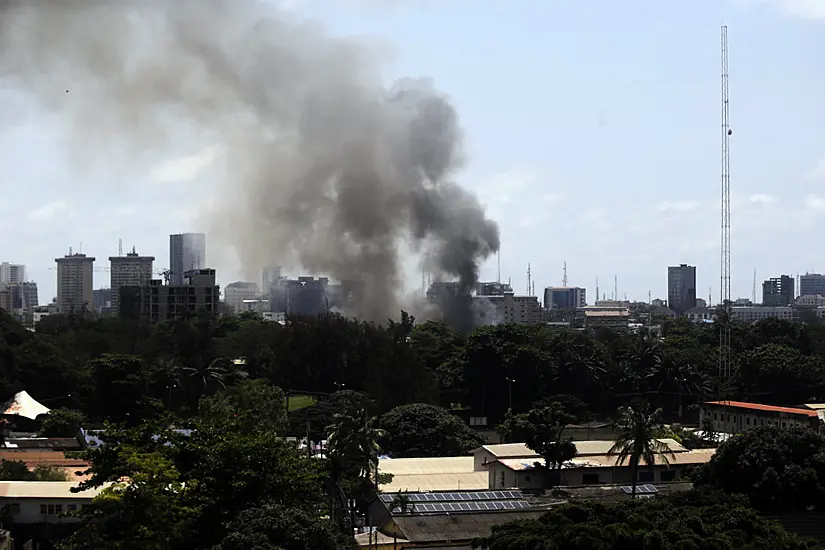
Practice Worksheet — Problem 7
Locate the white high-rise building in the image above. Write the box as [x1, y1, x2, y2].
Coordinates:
[0, 263, 26, 284]
[169, 233, 206, 286]
[225, 281, 261, 313]
[55, 253, 95, 314]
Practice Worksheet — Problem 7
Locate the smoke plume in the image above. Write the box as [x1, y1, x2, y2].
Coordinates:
[0, 0, 499, 323]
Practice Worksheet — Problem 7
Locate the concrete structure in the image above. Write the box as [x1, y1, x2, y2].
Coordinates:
[121, 268, 220, 323]
[169, 233, 206, 285]
[476, 281, 513, 296]
[544, 286, 587, 309]
[801, 273, 825, 297]
[667, 264, 696, 313]
[731, 305, 795, 323]
[577, 306, 631, 331]
[109, 248, 154, 314]
[270, 276, 330, 316]
[0, 482, 110, 524]
[55, 253, 95, 315]
[224, 281, 260, 314]
[796, 295, 825, 307]
[0, 282, 38, 312]
[702, 400, 820, 434]
[0, 263, 25, 285]
[763, 275, 795, 307]
[92, 288, 112, 313]
[685, 306, 714, 322]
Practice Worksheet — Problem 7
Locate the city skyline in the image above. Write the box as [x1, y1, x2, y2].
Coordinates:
[1, 0, 823, 304]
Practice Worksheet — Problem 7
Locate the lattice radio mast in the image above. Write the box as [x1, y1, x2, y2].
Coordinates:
[719, 25, 732, 380]
[562, 262, 568, 287]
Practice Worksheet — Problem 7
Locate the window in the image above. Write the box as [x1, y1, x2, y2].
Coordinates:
[524, 475, 531, 482]
[40, 504, 48, 515]
[638, 471, 654, 482]
[54, 504, 63, 514]
[746, 417, 751, 425]
[67, 504, 77, 512]
[582, 473, 600, 484]
[660, 470, 677, 482]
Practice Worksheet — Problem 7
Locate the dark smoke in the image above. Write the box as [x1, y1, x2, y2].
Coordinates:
[0, 0, 499, 323]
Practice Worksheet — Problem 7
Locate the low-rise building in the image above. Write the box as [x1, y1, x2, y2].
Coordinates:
[702, 401, 821, 434]
[0, 482, 110, 524]
[120, 268, 220, 323]
[378, 456, 487, 493]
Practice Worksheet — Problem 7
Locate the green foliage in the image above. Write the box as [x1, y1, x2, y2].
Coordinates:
[198, 379, 287, 434]
[474, 494, 816, 549]
[694, 426, 825, 512]
[379, 403, 485, 458]
[0, 459, 68, 481]
[39, 408, 87, 438]
[287, 394, 316, 411]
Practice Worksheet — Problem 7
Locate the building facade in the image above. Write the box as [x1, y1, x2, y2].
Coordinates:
[121, 268, 220, 323]
[702, 400, 820, 434]
[0, 263, 25, 285]
[800, 273, 825, 297]
[109, 248, 154, 314]
[224, 281, 261, 314]
[169, 233, 206, 285]
[544, 286, 587, 309]
[763, 275, 794, 306]
[667, 264, 696, 313]
[55, 253, 95, 315]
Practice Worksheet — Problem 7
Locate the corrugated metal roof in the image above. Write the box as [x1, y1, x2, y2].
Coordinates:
[478, 444, 537, 459]
[0, 481, 111, 499]
[380, 472, 488, 493]
[705, 401, 819, 417]
[497, 449, 716, 471]
[379, 456, 474, 476]
[575, 439, 687, 456]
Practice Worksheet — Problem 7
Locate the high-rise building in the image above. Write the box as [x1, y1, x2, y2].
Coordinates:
[667, 264, 697, 314]
[544, 286, 587, 309]
[762, 275, 794, 307]
[55, 253, 95, 314]
[169, 233, 206, 286]
[5, 282, 38, 310]
[800, 273, 825, 297]
[0, 263, 26, 285]
[110, 248, 155, 314]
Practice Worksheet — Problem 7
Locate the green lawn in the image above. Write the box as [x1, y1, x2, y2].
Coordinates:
[287, 394, 317, 411]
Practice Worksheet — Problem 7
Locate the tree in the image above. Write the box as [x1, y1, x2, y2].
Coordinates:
[183, 357, 228, 395]
[39, 408, 86, 438]
[198, 379, 287, 435]
[608, 402, 674, 498]
[379, 403, 484, 458]
[694, 425, 825, 512]
[473, 493, 816, 549]
[500, 403, 577, 486]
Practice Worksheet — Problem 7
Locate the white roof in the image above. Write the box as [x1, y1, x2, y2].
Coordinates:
[477, 439, 686, 460]
[0, 481, 111, 499]
[3, 391, 50, 420]
[477, 444, 538, 459]
[379, 456, 475, 476]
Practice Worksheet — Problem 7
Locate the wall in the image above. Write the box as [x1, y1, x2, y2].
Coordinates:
[486, 463, 691, 489]
[4, 497, 94, 524]
[702, 406, 819, 434]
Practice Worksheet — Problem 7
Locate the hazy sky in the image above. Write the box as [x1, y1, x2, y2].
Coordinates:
[1, 0, 823, 305]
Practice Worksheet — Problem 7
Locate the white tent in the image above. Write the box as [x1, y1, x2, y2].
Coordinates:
[3, 391, 50, 420]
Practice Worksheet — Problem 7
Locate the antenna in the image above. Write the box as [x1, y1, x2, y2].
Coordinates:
[562, 262, 568, 287]
[596, 278, 599, 304]
[421, 266, 426, 298]
[648, 290, 651, 304]
[79, 241, 83, 254]
[613, 275, 618, 301]
[752, 268, 756, 303]
[709, 286, 712, 306]
[719, 24, 732, 381]
[527, 263, 532, 295]
[118, 238, 123, 256]
[497, 251, 501, 284]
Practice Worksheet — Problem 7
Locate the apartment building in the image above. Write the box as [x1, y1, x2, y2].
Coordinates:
[0, 263, 25, 285]
[667, 264, 697, 314]
[544, 286, 587, 309]
[702, 401, 820, 434]
[55, 253, 95, 315]
[121, 268, 220, 322]
[224, 281, 261, 313]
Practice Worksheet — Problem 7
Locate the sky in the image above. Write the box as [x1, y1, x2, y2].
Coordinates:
[1, 0, 824, 305]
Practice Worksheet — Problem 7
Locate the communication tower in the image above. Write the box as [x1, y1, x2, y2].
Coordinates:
[719, 24, 732, 380]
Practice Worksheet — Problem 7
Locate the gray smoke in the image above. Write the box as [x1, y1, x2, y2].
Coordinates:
[0, 0, 499, 323]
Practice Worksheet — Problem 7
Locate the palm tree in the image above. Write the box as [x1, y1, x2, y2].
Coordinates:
[326, 408, 386, 482]
[608, 402, 675, 498]
[389, 492, 413, 549]
[182, 357, 228, 395]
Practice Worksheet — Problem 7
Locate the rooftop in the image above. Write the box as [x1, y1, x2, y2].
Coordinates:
[0, 481, 111, 499]
[477, 443, 536, 459]
[495, 449, 716, 471]
[704, 400, 819, 417]
[391, 510, 546, 543]
[378, 456, 487, 492]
